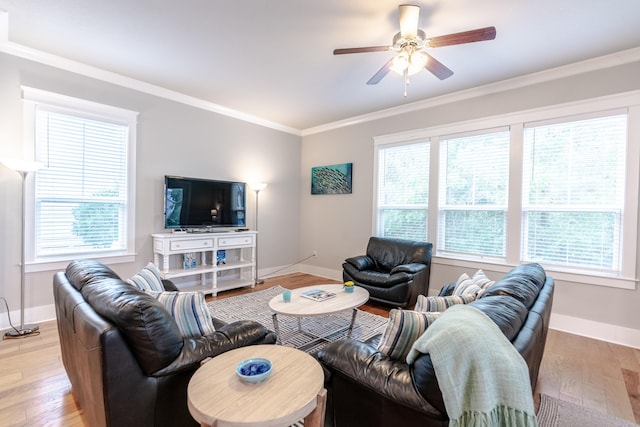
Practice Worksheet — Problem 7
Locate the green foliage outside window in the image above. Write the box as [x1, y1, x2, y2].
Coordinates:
[443, 210, 506, 256]
[380, 209, 427, 240]
[72, 189, 120, 249]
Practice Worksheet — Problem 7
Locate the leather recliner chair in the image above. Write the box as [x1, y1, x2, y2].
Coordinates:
[342, 237, 432, 308]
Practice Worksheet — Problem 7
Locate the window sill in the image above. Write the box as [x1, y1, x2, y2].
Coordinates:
[432, 255, 637, 290]
[25, 253, 136, 273]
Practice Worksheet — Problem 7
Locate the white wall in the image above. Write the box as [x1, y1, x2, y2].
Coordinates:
[0, 52, 301, 326]
[3, 47, 640, 349]
[299, 59, 640, 348]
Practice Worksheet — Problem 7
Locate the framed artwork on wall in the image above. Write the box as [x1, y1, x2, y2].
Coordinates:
[311, 162, 353, 195]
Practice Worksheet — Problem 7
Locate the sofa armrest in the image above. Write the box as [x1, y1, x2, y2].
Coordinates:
[316, 339, 433, 414]
[215, 320, 278, 349]
[438, 282, 456, 296]
[152, 320, 276, 376]
[161, 279, 179, 292]
[211, 317, 228, 330]
[390, 263, 427, 275]
[344, 255, 375, 271]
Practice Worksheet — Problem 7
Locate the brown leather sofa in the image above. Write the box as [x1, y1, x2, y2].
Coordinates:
[318, 263, 554, 427]
[342, 237, 433, 308]
[53, 259, 277, 427]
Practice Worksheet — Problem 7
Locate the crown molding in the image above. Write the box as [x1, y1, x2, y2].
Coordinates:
[301, 47, 640, 136]
[0, 11, 300, 137]
[2, 7, 638, 139]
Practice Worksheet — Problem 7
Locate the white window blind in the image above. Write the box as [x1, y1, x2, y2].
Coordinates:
[522, 113, 627, 272]
[34, 107, 130, 258]
[438, 129, 510, 258]
[376, 141, 429, 240]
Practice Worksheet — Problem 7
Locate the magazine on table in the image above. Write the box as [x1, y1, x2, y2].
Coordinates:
[300, 289, 337, 302]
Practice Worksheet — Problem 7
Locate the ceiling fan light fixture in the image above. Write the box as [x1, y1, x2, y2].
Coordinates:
[408, 51, 428, 74]
[391, 49, 428, 76]
[391, 52, 409, 74]
[333, 5, 496, 88]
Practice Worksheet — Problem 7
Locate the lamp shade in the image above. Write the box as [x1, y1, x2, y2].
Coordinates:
[249, 182, 267, 192]
[0, 158, 44, 173]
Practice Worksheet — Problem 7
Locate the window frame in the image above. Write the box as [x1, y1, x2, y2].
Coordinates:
[373, 139, 430, 241]
[373, 91, 640, 289]
[437, 127, 511, 261]
[22, 86, 138, 273]
[520, 111, 628, 275]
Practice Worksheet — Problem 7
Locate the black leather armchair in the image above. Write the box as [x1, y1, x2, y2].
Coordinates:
[53, 259, 277, 427]
[343, 237, 432, 308]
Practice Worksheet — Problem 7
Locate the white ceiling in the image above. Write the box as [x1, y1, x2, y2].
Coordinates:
[2, 0, 640, 133]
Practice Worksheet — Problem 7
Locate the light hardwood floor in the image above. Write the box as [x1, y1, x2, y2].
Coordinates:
[1, 272, 639, 426]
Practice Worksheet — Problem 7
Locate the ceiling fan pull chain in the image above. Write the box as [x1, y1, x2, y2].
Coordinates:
[403, 68, 409, 97]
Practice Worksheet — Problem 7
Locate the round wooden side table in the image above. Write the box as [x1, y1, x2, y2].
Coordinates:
[188, 344, 326, 427]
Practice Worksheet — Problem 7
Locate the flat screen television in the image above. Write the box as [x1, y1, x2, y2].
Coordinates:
[164, 175, 246, 230]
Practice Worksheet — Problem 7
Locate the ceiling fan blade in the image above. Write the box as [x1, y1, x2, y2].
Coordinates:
[427, 26, 497, 48]
[423, 53, 454, 80]
[367, 57, 394, 85]
[399, 4, 420, 39]
[333, 46, 390, 55]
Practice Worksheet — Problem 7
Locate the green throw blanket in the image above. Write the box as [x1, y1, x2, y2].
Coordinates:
[406, 304, 538, 427]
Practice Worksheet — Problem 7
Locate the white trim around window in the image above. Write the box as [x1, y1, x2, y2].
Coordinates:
[373, 90, 640, 290]
[21, 86, 138, 272]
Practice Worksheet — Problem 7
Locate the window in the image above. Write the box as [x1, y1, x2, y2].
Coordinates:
[23, 87, 137, 268]
[522, 113, 627, 272]
[373, 92, 640, 287]
[375, 141, 429, 240]
[438, 129, 510, 258]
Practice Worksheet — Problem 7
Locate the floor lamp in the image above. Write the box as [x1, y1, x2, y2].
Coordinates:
[249, 182, 267, 285]
[2, 158, 43, 339]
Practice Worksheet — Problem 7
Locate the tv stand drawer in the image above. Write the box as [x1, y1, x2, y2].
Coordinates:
[219, 236, 254, 247]
[170, 238, 213, 251]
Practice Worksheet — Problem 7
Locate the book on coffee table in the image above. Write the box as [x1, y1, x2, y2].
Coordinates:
[300, 289, 337, 302]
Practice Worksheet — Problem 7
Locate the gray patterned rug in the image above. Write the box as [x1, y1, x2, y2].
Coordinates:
[537, 393, 639, 427]
[208, 285, 388, 354]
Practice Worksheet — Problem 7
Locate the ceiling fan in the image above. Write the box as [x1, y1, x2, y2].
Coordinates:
[333, 4, 496, 94]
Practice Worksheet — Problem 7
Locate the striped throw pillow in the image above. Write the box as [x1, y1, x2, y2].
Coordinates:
[377, 309, 440, 361]
[472, 269, 495, 297]
[149, 291, 215, 338]
[126, 262, 165, 292]
[452, 273, 482, 295]
[414, 294, 477, 312]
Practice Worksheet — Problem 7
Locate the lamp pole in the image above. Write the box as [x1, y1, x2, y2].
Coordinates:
[2, 158, 43, 339]
[249, 183, 267, 285]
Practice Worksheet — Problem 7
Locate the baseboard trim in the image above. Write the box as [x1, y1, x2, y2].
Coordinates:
[259, 263, 341, 282]
[549, 313, 640, 349]
[297, 264, 342, 282]
[0, 304, 56, 331]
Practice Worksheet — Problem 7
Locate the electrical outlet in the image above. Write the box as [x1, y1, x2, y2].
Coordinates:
[312, 250, 317, 257]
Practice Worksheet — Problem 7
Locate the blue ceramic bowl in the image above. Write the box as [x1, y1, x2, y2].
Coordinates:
[235, 358, 272, 384]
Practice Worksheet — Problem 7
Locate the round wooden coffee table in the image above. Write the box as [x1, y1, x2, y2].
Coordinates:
[187, 344, 325, 427]
[268, 284, 370, 346]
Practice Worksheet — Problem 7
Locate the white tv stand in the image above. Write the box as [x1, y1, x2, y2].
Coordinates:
[152, 231, 256, 296]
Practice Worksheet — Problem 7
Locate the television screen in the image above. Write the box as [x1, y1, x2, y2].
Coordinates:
[164, 175, 246, 229]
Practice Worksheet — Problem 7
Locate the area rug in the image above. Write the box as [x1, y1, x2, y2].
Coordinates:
[207, 285, 388, 354]
[537, 393, 639, 427]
